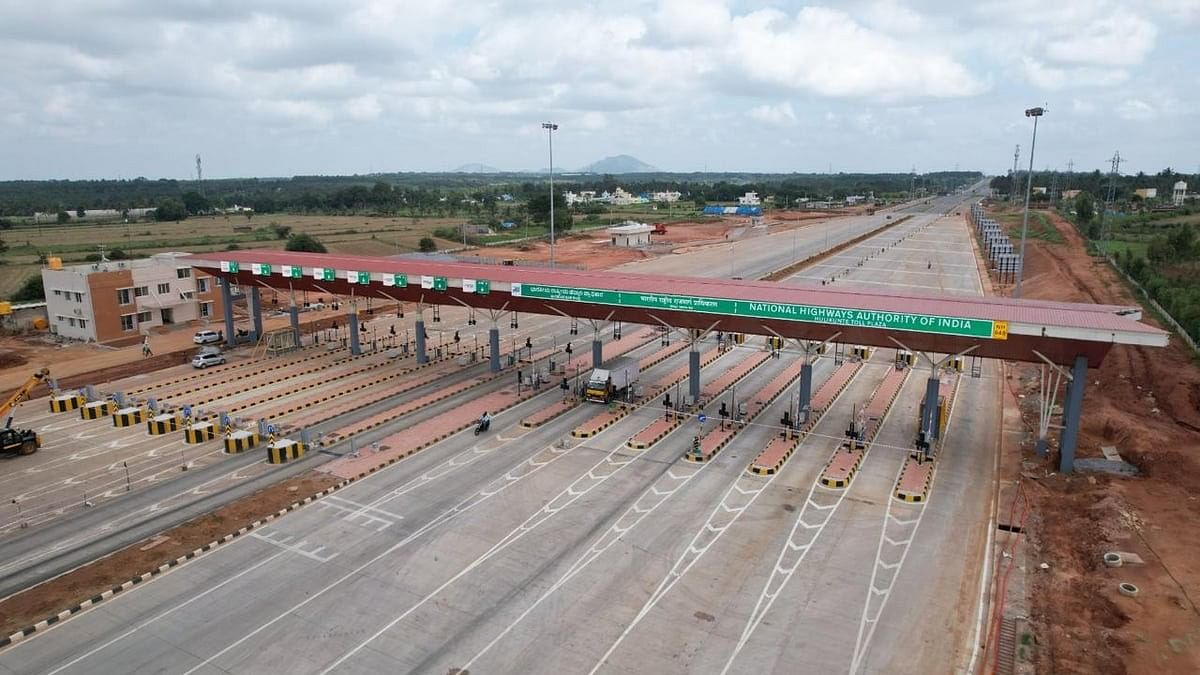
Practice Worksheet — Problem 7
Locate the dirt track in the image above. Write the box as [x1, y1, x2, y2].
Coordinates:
[1004, 208, 1200, 674]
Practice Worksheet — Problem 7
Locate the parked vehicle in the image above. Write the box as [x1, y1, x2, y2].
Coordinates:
[0, 368, 48, 456]
[193, 330, 221, 344]
[192, 352, 226, 369]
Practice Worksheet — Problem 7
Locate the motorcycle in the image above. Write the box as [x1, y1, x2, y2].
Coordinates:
[474, 418, 491, 436]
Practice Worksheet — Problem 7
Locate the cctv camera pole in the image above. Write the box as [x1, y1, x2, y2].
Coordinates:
[543, 121, 559, 267]
[1014, 106, 1045, 298]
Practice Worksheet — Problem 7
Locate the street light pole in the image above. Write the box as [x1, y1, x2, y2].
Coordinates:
[542, 121, 559, 267]
[1014, 106, 1046, 299]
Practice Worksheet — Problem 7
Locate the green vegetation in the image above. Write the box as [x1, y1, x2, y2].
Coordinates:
[284, 233, 326, 253]
[153, 198, 187, 222]
[10, 275, 43, 302]
[418, 237, 437, 253]
[1111, 222, 1200, 344]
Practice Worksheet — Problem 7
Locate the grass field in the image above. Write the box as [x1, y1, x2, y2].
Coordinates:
[1099, 239, 1150, 259]
[993, 210, 1064, 244]
[0, 214, 470, 299]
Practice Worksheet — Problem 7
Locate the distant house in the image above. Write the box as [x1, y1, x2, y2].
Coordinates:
[500, 220, 517, 230]
[607, 222, 654, 247]
[1061, 189, 1082, 200]
[651, 191, 681, 203]
[1032, 187, 1048, 195]
[738, 192, 761, 206]
[1134, 188, 1158, 199]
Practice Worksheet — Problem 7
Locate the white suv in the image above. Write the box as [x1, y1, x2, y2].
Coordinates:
[192, 352, 226, 368]
[193, 330, 221, 344]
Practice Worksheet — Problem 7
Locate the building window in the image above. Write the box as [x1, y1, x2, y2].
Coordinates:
[197, 278, 209, 293]
[73, 292, 83, 302]
[120, 314, 135, 331]
[117, 288, 132, 305]
[78, 319, 87, 329]
[68, 318, 77, 327]
[181, 291, 195, 300]
[176, 268, 191, 279]
[157, 283, 170, 294]
[134, 286, 148, 297]
[137, 311, 152, 323]
[199, 302, 211, 318]
[53, 289, 63, 297]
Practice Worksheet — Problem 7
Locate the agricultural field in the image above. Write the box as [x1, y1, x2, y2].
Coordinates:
[0, 214, 467, 299]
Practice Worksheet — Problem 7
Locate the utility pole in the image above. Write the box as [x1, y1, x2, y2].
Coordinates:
[542, 122, 559, 267]
[195, 154, 204, 196]
[1014, 107, 1045, 299]
[1010, 145, 1020, 203]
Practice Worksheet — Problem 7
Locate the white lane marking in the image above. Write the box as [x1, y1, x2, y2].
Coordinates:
[316, 436, 648, 675]
[587, 465, 782, 674]
[460, 459, 711, 670]
[720, 370, 910, 675]
[848, 377, 962, 674]
[177, 428, 598, 675]
[250, 530, 338, 563]
[39, 551, 289, 675]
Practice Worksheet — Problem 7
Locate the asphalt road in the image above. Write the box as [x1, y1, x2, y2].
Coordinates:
[0, 188, 1001, 674]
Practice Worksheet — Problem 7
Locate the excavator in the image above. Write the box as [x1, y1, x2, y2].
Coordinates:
[0, 368, 48, 456]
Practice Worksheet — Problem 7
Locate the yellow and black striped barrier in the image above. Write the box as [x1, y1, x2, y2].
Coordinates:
[267, 439, 305, 464]
[50, 395, 83, 413]
[147, 413, 180, 435]
[112, 407, 144, 427]
[184, 422, 217, 444]
[81, 400, 113, 420]
[224, 430, 260, 454]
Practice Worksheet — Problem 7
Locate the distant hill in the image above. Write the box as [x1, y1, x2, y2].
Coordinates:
[579, 155, 656, 174]
[453, 163, 501, 173]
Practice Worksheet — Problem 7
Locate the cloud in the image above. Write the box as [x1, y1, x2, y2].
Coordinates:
[1117, 98, 1156, 120]
[1043, 11, 1157, 67]
[749, 102, 797, 126]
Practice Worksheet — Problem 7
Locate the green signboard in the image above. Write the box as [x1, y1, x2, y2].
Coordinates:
[383, 273, 407, 288]
[313, 267, 335, 282]
[475, 279, 491, 295]
[348, 271, 370, 284]
[284, 265, 302, 279]
[433, 276, 448, 291]
[220, 261, 240, 273]
[253, 263, 271, 276]
[512, 282, 1006, 340]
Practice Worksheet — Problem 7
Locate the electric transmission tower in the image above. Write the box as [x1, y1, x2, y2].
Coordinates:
[1010, 145, 1020, 203]
[195, 154, 204, 195]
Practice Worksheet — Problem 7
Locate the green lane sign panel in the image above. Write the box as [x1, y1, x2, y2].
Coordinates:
[463, 278, 490, 294]
[252, 263, 271, 276]
[219, 261, 240, 273]
[284, 265, 302, 279]
[433, 276, 448, 291]
[313, 267, 336, 281]
[511, 282, 1006, 340]
[382, 273, 407, 288]
[347, 271, 370, 284]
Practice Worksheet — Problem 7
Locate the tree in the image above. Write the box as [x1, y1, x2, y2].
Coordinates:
[0, 217, 12, 229]
[526, 193, 572, 230]
[284, 233, 327, 253]
[75, 207, 86, 219]
[269, 223, 292, 239]
[181, 191, 210, 215]
[12, 275, 44, 302]
[56, 211, 70, 224]
[418, 237, 437, 252]
[1075, 191, 1095, 226]
[153, 198, 187, 222]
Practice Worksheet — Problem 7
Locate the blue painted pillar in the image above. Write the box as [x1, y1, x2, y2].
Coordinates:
[347, 307, 361, 356]
[592, 339, 603, 369]
[489, 325, 501, 372]
[921, 375, 940, 457]
[798, 362, 813, 418]
[221, 280, 236, 348]
[415, 312, 428, 364]
[689, 344, 701, 405]
[289, 305, 300, 346]
[248, 287, 263, 341]
[1058, 355, 1088, 473]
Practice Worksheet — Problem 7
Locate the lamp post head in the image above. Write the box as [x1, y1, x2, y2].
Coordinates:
[1025, 107, 1045, 118]
[542, 122, 558, 130]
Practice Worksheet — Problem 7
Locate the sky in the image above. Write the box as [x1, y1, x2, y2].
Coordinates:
[1, 0, 1198, 180]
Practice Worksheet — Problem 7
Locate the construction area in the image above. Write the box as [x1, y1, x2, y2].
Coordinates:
[0, 189, 1189, 675]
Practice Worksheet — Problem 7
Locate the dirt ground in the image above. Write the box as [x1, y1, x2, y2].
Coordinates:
[0, 471, 341, 637]
[997, 207, 1200, 674]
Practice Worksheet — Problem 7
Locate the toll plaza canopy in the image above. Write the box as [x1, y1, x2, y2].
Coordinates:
[190, 250, 1169, 366]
